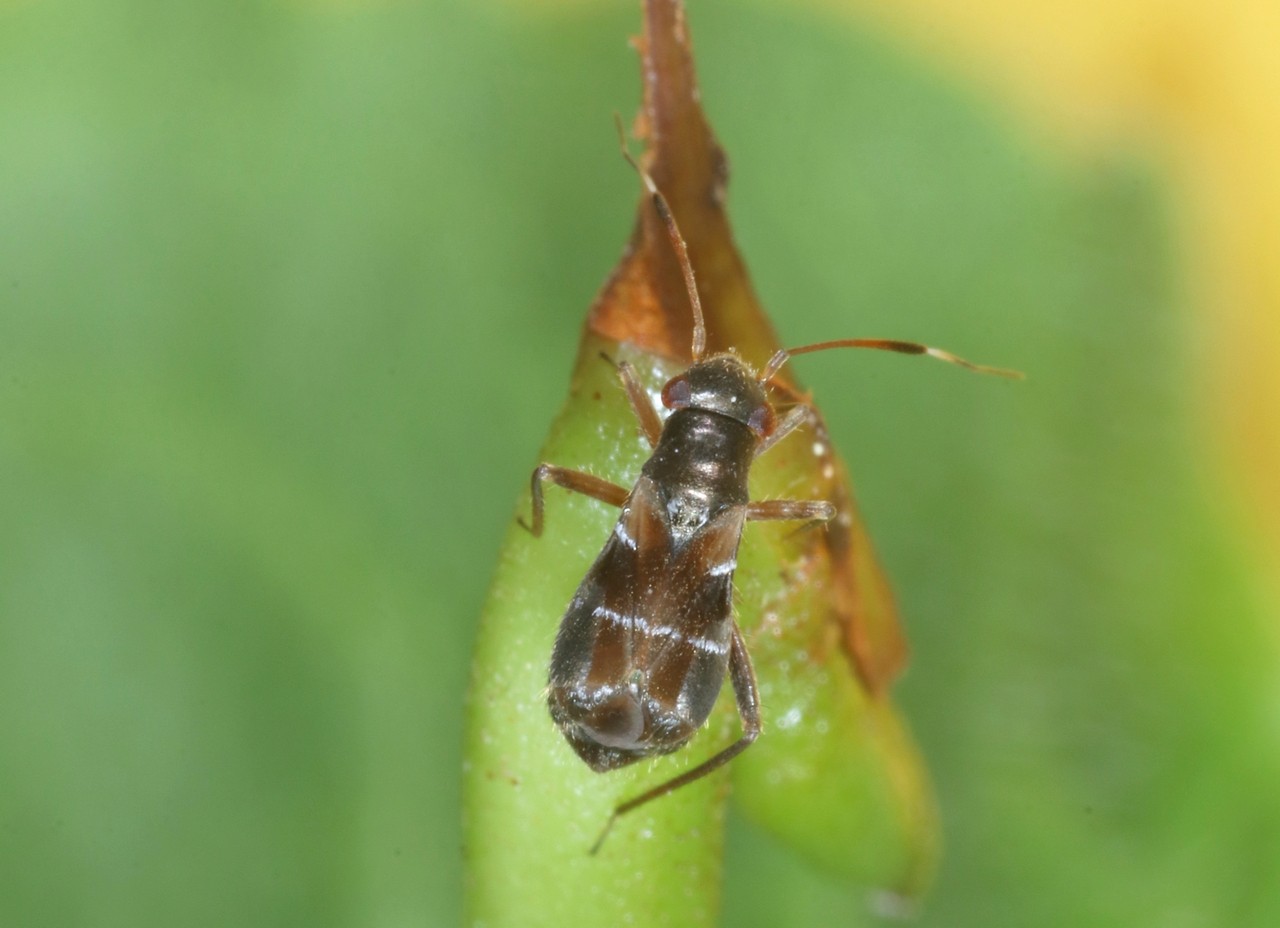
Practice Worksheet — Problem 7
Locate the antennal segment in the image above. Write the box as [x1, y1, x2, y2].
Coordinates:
[759, 338, 1024, 383]
[614, 113, 707, 361]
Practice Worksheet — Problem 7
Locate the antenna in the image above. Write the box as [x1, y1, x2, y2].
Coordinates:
[759, 338, 1023, 383]
[614, 113, 707, 361]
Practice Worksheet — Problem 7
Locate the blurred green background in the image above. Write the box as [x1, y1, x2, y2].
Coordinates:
[3, 1, 1278, 926]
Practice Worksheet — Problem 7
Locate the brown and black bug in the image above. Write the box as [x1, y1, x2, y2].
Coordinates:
[525, 125, 1019, 851]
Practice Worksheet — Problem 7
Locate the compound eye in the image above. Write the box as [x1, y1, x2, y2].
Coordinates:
[747, 403, 776, 436]
[661, 376, 692, 410]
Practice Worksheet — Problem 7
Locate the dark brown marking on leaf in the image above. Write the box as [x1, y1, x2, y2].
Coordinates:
[825, 481, 909, 694]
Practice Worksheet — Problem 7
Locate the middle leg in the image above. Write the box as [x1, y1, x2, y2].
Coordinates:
[746, 498, 836, 524]
[522, 464, 629, 538]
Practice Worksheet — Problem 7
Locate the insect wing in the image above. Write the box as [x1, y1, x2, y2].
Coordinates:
[641, 495, 744, 721]
[547, 476, 672, 770]
[549, 475, 671, 701]
[548, 475, 745, 769]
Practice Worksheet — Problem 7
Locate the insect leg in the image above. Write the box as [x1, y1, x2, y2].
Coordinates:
[615, 361, 663, 448]
[755, 404, 812, 457]
[590, 623, 762, 855]
[522, 465, 629, 538]
[745, 498, 836, 523]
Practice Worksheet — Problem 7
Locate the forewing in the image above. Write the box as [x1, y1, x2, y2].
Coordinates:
[548, 476, 672, 692]
[644, 503, 746, 720]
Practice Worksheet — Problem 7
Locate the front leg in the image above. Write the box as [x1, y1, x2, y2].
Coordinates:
[522, 465, 629, 537]
[615, 360, 664, 449]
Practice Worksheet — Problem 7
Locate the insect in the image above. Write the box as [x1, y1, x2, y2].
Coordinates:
[525, 124, 1019, 851]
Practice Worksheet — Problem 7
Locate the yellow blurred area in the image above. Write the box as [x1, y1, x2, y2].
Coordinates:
[810, 0, 1280, 599]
